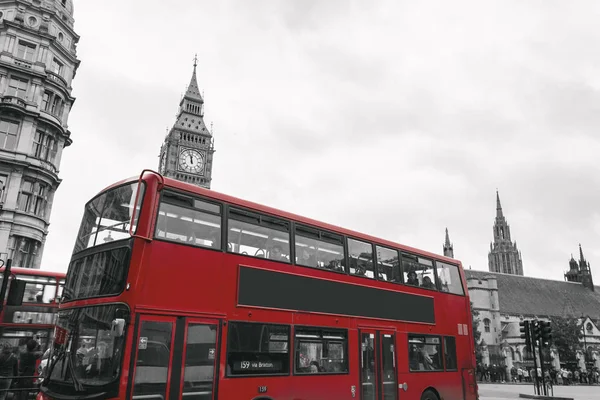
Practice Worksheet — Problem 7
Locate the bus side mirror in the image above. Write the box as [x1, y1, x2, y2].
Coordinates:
[7, 279, 26, 306]
[111, 318, 125, 337]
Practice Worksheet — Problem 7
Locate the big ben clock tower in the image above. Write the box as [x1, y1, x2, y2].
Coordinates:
[158, 55, 215, 189]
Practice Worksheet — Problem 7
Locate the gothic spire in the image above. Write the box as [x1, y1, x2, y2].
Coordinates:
[443, 227, 454, 258]
[577, 244, 594, 291]
[183, 53, 204, 103]
[488, 190, 523, 275]
[496, 189, 504, 218]
[579, 243, 586, 265]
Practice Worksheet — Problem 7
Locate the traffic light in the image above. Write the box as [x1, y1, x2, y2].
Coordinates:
[540, 321, 552, 347]
[532, 320, 542, 341]
[519, 320, 531, 350]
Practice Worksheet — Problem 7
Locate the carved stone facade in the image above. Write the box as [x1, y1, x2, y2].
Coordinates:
[158, 56, 215, 189]
[0, 0, 79, 268]
[466, 269, 600, 375]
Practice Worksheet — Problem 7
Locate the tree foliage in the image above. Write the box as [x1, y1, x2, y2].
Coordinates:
[549, 316, 583, 362]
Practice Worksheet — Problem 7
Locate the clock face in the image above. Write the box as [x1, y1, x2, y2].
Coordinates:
[178, 148, 204, 174]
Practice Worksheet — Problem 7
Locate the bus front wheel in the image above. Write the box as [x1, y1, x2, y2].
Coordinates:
[420, 389, 440, 400]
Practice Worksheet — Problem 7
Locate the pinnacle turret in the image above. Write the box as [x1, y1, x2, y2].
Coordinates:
[183, 54, 204, 103]
[443, 228, 454, 258]
[496, 190, 504, 218]
[565, 245, 594, 291]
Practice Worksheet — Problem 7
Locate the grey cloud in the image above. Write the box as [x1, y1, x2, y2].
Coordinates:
[41, 0, 600, 287]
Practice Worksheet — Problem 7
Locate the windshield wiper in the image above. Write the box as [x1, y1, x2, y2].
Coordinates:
[46, 310, 85, 392]
[46, 342, 84, 392]
[45, 350, 65, 384]
[66, 352, 84, 392]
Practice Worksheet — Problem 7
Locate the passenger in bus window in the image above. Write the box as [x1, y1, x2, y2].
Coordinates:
[309, 361, 320, 373]
[269, 245, 287, 262]
[297, 247, 316, 267]
[421, 276, 435, 290]
[419, 345, 434, 370]
[406, 271, 419, 286]
[409, 344, 420, 370]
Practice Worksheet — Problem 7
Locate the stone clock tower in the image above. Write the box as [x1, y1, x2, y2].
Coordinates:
[158, 56, 214, 189]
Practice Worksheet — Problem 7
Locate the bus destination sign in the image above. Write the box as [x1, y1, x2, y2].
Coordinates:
[232, 360, 282, 373]
[3, 306, 57, 325]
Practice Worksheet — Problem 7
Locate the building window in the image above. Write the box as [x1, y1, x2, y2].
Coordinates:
[50, 95, 64, 117]
[34, 184, 48, 217]
[51, 58, 63, 75]
[6, 77, 28, 99]
[18, 180, 34, 212]
[17, 180, 48, 218]
[0, 175, 7, 204]
[10, 236, 40, 269]
[0, 119, 19, 151]
[16, 41, 36, 62]
[41, 92, 50, 111]
[483, 318, 491, 333]
[32, 130, 58, 162]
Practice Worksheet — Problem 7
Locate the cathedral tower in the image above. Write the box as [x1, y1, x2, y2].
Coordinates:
[0, 0, 80, 268]
[488, 191, 524, 275]
[565, 245, 595, 291]
[443, 227, 454, 258]
[158, 55, 214, 189]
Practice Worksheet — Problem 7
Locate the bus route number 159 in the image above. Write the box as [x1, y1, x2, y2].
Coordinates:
[258, 386, 267, 394]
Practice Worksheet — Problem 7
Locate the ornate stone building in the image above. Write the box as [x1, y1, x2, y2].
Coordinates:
[158, 56, 215, 189]
[488, 191, 524, 276]
[465, 263, 600, 373]
[0, 0, 80, 268]
[444, 206, 600, 375]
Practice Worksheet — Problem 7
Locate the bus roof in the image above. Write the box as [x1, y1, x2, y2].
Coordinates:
[98, 171, 461, 266]
[0, 266, 65, 279]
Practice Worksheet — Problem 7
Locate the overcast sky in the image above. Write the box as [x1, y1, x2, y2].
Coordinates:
[43, 0, 600, 285]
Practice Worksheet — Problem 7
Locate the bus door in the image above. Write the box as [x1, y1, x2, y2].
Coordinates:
[129, 314, 220, 400]
[358, 329, 398, 400]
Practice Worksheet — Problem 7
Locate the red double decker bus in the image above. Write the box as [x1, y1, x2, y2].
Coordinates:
[39, 170, 477, 400]
[0, 266, 65, 352]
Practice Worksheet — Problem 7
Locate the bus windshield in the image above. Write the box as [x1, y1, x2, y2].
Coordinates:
[73, 182, 143, 254]
[46, 305, 128, 391]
